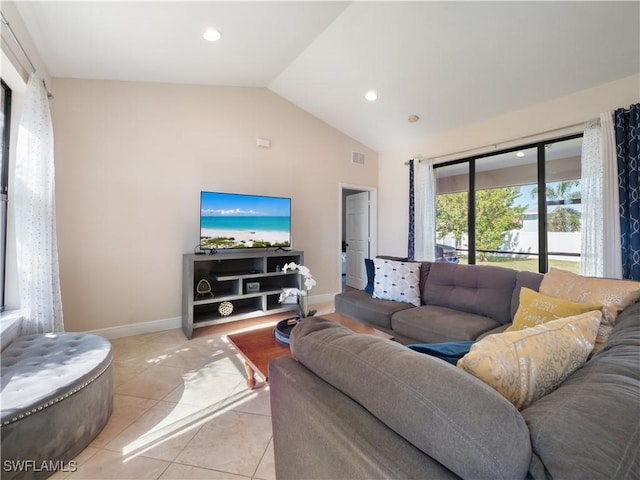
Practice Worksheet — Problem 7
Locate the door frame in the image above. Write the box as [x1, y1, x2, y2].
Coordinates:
[339, 183, 378, 290]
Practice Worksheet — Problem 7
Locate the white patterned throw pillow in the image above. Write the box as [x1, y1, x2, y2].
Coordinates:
[372, 258, 421, 306]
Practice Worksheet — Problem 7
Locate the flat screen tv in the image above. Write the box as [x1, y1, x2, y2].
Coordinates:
[200, 191, 291, 250]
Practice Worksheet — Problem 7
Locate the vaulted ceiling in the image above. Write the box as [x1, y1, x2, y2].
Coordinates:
[11, 1, 640, 152]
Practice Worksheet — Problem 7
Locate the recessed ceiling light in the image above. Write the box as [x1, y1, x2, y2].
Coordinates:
[408, 114, 420, 123]
[203, 29, 222, 42]
[516, 151, 525, 157]
[365, 90, 378, 101]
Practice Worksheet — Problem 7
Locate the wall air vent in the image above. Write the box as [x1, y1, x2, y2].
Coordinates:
[352, 151, 365, 165]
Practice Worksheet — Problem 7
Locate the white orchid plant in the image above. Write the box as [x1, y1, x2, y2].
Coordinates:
[278, 262, 317, 318]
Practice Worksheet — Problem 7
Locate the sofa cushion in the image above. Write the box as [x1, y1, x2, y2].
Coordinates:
[423, 262, 517, 324]
[477, 323, 509, 340]
[521, 302, 640, 478]
[509, 270, 544, 319]
[290, 317, 532, 480]
[419, 261, 433, 293]
[458, 311, 601, 410]
[506, 287, 602, 332]
[334, 289, 413, 331]
[392, 305, 501, 343]
[373, 258, 421, 306]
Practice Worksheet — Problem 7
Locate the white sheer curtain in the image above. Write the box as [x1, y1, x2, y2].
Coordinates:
[600, 112, 622, 278]
[415, 159, 436, 261]
[15, 73, 64, 334]
[580, 113, 622, 278]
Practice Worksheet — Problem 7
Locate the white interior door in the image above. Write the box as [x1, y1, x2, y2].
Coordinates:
[346, 191, 370, 289]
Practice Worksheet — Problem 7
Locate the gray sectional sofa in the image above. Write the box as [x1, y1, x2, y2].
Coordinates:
[270, 307, 639, 479]
[269, 261, 640, 479]
[335, 260, 543, 344]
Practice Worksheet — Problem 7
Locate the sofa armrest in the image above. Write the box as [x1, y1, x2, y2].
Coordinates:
[290, 317, 532, 480]
[269, 356, 458, 479]
[521, 303, 640, 479]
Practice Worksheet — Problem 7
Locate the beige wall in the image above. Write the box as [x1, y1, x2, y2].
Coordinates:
[51, 78, 377, 332]
[378, 74, 640, 258]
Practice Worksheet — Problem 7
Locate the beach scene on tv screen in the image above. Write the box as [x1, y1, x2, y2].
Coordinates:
[200, 192, 291, 249]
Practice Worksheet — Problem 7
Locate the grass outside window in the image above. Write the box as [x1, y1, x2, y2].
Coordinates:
[454, 256, 580, 275]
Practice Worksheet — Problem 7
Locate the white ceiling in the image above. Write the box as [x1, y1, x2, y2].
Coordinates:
[11, 1, 640, 152]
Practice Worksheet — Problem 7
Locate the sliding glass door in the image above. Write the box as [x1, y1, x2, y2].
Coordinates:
[473, 147, 535, 270]
[435, 162, 469, 263]
[433, 134, 583, 273]
[543, 137, 583, 274]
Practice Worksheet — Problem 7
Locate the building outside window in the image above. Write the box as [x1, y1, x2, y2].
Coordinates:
[434, 134, 583, 274]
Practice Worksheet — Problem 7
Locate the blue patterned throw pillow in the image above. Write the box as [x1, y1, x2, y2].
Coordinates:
[364, 258, 375, 294]
[372, 258, 421, 306]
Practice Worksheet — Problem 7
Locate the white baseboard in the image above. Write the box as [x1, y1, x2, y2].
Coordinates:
[89, 316, 182, 340]
[87, 293, 337, 340]
[309, 292, 339, 305]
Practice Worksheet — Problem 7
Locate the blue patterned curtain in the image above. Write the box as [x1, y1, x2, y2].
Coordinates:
[407, 159, 415, 260]
[616, 103, 640, 280]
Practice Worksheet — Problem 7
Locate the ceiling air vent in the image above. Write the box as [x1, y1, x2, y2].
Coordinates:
[352, 151, 365, 165]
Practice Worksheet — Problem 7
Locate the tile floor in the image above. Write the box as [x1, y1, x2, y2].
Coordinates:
[52, 302, 334, 480]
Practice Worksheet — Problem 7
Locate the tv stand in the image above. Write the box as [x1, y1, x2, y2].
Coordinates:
[273, 246, 289, 252]
[182, 250, 304, 339]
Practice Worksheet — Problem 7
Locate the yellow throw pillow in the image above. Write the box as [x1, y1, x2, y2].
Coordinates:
[457, 311, 601, 410]
[539, 268, 640, 352]
[506, 287, 601, 332]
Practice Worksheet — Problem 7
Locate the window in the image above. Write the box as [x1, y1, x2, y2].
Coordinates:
[0, 80, 12, 310]
[434, 134, 583, 274]
[435, 162, 469, 260]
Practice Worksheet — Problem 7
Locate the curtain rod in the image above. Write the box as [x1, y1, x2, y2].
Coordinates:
[404, 120, 587, 165]
[1, 11, 54, 99]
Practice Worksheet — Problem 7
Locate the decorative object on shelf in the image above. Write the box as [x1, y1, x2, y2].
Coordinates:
[246, 281, 260, 293]
[195, 279, 213, 299]
[218, 301, 234, 317]
[278, 262, 317, 318]
[274, 317, 299, 346]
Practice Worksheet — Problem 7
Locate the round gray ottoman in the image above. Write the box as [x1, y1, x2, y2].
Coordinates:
[1, 332, 113, 480]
